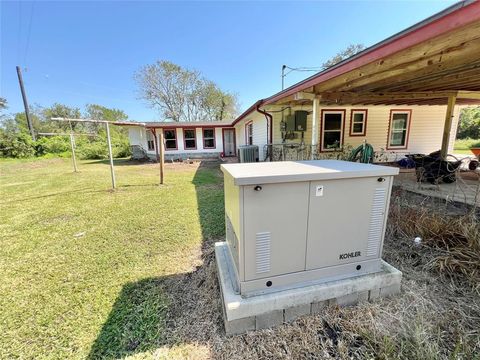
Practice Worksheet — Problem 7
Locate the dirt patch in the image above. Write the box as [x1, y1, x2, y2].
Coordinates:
[157, 192, 480, 359]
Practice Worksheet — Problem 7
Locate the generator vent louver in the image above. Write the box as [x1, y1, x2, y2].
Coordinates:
[366, 188, 387, 256]
[255, 232, 271, 273]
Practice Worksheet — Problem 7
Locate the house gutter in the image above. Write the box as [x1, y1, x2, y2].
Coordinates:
[256, 104, 273, 149]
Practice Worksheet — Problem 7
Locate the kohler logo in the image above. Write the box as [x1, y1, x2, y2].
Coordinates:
[339, 251, 361, 260]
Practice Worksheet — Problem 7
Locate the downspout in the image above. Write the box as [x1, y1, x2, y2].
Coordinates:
[256, 104, 273, 161]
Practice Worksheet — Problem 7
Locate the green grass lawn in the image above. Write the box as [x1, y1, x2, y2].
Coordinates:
[454, 138, 480, 155]
[0, 158, 224, 359]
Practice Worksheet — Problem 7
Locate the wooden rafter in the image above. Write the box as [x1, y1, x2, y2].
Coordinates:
[309, 21, 480, 95]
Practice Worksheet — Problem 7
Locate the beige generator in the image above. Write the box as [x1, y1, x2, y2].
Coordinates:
[221, 160, 399, 296]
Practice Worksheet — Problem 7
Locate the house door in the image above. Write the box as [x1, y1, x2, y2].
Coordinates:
[223, 129, 236, 157]
[321, 111, 345, 151]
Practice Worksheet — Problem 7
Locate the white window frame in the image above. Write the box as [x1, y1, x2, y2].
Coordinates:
[350, 109, 367, 136]
[387, 110, 411, 149]
[163, 128, 177, 150]
[203, 128, 216, 149]
[321, 110, 344, 151]
[183, 128, 197, 150]
[246, 121, 253, 145]
[146, 130, 155, 151]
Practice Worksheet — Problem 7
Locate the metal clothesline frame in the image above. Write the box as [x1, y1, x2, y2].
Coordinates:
[37, 132, 98, 173]
[49, 117, 164, 189]
[50, 117, 119, 189]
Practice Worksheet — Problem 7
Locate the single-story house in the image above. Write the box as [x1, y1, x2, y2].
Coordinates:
[120, 1, 480, 163]
[229, 0, 480, 162]
[120, 121, 236, 160]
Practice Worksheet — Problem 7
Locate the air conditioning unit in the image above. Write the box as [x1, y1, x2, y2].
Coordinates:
[221, 160, 399, 296]
[238, 145, 259, 163]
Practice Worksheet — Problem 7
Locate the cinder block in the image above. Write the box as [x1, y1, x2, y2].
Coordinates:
[256, 310, 284, 330]
[284, 304, 311, 322]
[311, 300, 327, 314]
[380, 283, 401, 298]
[224, 316, 256, 336]
[336, 292, 359, 306]
[369, 288, 381, 301]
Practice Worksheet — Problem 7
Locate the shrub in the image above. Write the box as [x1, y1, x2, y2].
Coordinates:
[77, 141, 108, 160]
[0, 132, 36, 158]
[35, 136, 70, 156]
[112, 137, 131, 158]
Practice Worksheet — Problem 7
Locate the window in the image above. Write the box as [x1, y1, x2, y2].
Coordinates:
[203, 128, 215, 149]
[350, 109, 367, 136]
[146, 130, 155, 151]
[183, 129, 196, 150]
[163, 129, 177, 150]
[245, 122, 253, 145]
[388, 110, 411, 149]
[321, 110, 345, 151]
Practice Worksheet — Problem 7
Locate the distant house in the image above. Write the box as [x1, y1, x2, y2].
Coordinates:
[119, 121, 236, 160]
[120, 1, 480, 163]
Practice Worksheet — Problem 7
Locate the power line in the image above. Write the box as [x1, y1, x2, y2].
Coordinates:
[23, 1, 35, 67]
[281, 65, 325, 90]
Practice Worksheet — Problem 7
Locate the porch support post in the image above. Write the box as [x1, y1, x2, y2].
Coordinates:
[311, 96, 320, 160]
[440, 95, 457, 159]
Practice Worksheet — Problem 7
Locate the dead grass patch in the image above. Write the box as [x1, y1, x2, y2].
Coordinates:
[388, 188, 480, 289]
[156, 190, 480, 359]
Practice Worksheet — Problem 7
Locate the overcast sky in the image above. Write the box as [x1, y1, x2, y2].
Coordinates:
[1, 0, 457, 121]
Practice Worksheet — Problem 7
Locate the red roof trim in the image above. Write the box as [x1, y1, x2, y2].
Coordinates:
[229, 1, 480, 126]
[263, 1, 480, 105]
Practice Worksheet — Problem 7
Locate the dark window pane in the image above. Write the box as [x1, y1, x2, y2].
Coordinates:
[184, 129, 195, 139]
[353, 123, 364, 133]
[185, 139, 196, 149]
[164, 130, 176, 140]
[203, 129, 214, 138]
[324, 131, 341, 148]
[165, 139, 176, 149]
[353, 113, 364, 123]
[204, 139, 215, 148]
[324, 114, 342, 130]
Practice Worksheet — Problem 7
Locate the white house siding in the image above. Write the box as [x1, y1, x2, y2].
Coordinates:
[263, 104, 460, 161]
[155, 128, 225, 159]
[234, 111, 269, 160]
[128, 127, 147, 148]
[127, 126, 226, 160]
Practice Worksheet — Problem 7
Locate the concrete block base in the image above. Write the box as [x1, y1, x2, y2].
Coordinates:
[215, 242, 402, 335]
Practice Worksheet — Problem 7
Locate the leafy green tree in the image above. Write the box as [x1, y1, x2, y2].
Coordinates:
[0, 103, 132, 159]
[135, 60, 239, 122]
[42, 103, 82, 132]
[457, 107, 480, 139]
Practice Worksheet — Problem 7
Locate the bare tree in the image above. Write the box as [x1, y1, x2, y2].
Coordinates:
[322, 44, 366, 69]
[135, 61, 239, 122]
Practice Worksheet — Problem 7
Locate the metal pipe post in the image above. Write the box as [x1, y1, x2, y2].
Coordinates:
[69, 133, 78, 172]
[105, 122, 116, 189]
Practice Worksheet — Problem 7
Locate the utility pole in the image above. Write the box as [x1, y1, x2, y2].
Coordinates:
[281, 65, 287, 90]
[16, 66, 35, 140]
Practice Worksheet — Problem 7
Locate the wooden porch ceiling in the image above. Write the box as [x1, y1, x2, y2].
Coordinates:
[273, 19, 480, 107]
